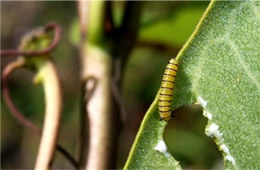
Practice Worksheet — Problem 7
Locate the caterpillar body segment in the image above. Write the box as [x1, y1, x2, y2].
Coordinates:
[158, 58, 178, 121]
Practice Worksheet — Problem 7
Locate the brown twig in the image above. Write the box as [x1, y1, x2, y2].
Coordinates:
[0, 23, 61, 57]
[112, 1, 144, 68]
[107, 1, 143, 130]
[56, 145, 79, 169]
[111, 58, 127, 123]
[104, 1, 115, 35]
[104, 2, 128, 121]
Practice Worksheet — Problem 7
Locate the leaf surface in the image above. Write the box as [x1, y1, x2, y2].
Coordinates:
[124, 1, 260, 169]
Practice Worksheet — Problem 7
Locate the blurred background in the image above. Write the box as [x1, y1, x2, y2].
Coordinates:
[1, 1, 223, 169]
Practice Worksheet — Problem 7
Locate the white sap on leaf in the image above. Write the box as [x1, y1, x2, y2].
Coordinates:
[197, 97, 236, 166]
[154, 140, 170, 157]
[220, 144, 229, 153]
[206, 123, 236, 166]
[198, 96, 208, 108]
[220, 144, 236, 165]
[203, 111, 213, 120]
[198, 96, 236, 166]
[198, 96, 212, 120]
[206, 123, 223, 139]
[226, 155, 236, 165]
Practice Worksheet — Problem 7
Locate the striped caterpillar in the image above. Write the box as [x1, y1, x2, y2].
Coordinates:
[158, 58, 178, 121]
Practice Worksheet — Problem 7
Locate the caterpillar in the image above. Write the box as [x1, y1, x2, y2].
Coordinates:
[158, 58, 178, 121]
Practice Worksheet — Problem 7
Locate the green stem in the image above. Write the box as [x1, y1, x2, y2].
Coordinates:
[87, 1, 105, 45]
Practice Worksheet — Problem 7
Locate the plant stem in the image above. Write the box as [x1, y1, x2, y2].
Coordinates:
[82, 46, 118, 170]
[78, 1, 120, 169]
[77, 1, 89, 168]
[34, 61, 62, 170]
[77, 1, 144, 169]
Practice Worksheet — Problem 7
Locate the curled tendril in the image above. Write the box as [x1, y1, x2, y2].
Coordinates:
[2, 59, 79, 169]
[0, 23, 61, 57]
[2, 59, 42, 133]
[1, 23, 79, 169]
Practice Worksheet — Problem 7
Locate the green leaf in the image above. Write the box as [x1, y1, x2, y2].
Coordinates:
[124, 1, 260, 169]
[139, 2, 208, 47]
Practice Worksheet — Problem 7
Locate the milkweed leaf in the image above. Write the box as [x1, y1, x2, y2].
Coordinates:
[124, 1, 260, 169]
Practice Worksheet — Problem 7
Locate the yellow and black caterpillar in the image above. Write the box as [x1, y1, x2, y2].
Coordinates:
[158, 58, 178, 121]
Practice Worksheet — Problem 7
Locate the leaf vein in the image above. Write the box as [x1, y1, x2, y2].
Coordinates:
[225, 35, 260, 90]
